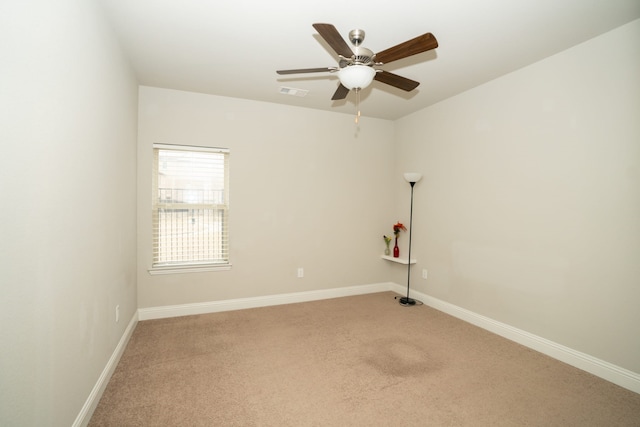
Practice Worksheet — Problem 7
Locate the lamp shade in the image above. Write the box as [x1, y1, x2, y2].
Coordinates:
[404, 172, 423, 183]
[339, 65, 376, 90]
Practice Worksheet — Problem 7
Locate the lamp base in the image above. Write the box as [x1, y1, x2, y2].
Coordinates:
[398, 297, 417, 307]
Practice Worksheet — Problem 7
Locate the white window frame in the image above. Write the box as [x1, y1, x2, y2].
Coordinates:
[148, 144, 231, 275]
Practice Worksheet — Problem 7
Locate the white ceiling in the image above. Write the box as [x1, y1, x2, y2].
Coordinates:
[98, 0, 640, 120]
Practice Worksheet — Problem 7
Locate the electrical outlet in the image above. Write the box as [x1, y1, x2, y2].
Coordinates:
[297, 267, 304, 278]
[115, 305, 120, 323]
[422, 269, 428, 279]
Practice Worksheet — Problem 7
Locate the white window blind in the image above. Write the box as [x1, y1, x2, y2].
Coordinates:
[152, 144, 229, 268]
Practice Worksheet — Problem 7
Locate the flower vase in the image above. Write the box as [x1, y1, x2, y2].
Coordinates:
[384, 245, 390, 256]
[393, 238, 399, 258]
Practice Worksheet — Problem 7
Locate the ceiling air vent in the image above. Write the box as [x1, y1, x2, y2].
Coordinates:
[279, 87, 309, 97]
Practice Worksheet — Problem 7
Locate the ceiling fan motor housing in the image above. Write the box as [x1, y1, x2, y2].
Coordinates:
[351, 46, 375, 66]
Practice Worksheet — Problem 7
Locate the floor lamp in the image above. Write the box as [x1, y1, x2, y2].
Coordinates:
[399, 172, 422, 306]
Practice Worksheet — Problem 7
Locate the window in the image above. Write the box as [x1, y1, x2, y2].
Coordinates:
[151, 144, 230, 272]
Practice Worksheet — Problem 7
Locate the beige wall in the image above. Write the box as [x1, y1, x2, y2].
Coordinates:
[395, 20, 640, 373]
[137, 87, 396, 308]
[0, 0, 138, 425]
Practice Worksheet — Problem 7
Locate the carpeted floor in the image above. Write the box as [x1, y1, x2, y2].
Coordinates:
[89, 292, 640, 426]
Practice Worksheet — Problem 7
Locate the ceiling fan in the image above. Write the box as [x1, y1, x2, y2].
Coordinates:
[276, 23, 439, 102]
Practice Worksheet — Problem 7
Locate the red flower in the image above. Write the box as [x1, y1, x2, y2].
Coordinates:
[393, 222, 407, 236]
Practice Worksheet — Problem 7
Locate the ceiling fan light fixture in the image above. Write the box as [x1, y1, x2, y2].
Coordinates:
[339, 65, 376, 90]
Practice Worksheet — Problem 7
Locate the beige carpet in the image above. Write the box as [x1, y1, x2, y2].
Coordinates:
[89, 292, 640, 426]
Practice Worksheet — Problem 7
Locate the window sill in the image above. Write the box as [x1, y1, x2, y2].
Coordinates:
[148, 263, 232, 275]
[381, 255, 416, 265]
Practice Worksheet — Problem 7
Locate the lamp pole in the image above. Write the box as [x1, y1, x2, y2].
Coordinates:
[399, 181, 416, 306]
[399, 172, 421, 306]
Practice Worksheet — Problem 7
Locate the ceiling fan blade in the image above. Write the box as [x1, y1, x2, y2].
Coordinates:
[331, 84, 350, 100]
[312, 23, 353, 58]
[374, 71, 420, 91]
[277, 67, 335, 75]
[375, 33, 438, 64]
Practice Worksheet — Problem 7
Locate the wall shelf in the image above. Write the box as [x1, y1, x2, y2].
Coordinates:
[381, 255, 416, 265]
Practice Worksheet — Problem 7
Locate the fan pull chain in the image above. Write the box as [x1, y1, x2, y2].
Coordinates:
[355, 88, 362, 124]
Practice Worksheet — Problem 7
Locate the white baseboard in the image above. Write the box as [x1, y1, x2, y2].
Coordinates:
[73, 311, 138, 427]
[138, 282, 393, 320]
[390, 283, 640, 395]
